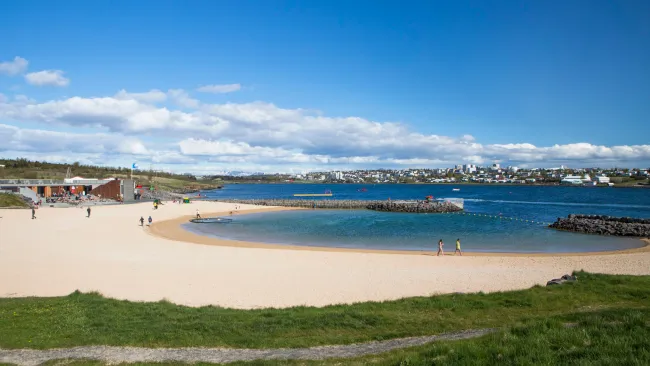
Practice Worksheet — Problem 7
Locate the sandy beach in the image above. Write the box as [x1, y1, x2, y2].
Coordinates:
[1, 201, 649, 309]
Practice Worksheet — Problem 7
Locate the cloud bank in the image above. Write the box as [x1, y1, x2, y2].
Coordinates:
[1, 56, 648, 173]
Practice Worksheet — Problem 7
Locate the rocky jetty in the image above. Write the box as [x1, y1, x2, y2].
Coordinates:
[214, 199, 463, 213]
[365, 201, 462, 213]
[549, 214, 650, 237]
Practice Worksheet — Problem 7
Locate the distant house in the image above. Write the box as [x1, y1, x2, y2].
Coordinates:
[596, 176, 610, 184]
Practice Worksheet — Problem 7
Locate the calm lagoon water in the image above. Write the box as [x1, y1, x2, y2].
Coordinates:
[183, 184, 650, 253]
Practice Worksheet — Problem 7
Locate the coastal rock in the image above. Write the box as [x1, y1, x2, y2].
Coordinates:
[546, 274, 578, 286]
[365, 201, 462, 213]
[549, 215, 650, 237]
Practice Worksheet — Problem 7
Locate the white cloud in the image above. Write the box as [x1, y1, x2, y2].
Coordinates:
[24, 70, 70, 87]
[0, 123, 149, 155]
[168, 89, 200, 108]
[115, 89, 167, 103]
[196, 84, 241, 93]
[0, 93, 6, 103]
[13, 94, 35, 104]
[1, 92, 649, 172]
[0, 56, 28, 75]
[0, 96, 231, 135]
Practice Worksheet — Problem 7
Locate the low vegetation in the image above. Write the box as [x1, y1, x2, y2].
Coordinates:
[226, 308, 650, 365]
[42, 308, 649, 365]
[1, 272, 648, 353]
[0, 158, 222, 192]
[0, 192, 29, 208]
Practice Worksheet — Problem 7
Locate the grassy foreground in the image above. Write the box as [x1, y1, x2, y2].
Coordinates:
[38, 308, 650, 365]
[1, 272, 649, 352]
[0, 193, 29, 208]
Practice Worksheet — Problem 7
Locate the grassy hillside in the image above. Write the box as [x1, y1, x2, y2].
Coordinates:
[0, 192, 29, 208]
[0, 158, 222, 192]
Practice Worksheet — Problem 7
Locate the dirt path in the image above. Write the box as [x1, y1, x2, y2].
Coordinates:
[0, 329, 495, 365]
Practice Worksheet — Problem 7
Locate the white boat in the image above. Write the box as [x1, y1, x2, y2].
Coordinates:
[452, 188, 460, 191]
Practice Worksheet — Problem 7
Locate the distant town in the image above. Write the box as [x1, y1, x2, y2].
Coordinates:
[204, 164, 650, 187]
[1, 159, 649, 187]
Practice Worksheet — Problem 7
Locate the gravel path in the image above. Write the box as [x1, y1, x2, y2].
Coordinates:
[0, 329, 495, 365]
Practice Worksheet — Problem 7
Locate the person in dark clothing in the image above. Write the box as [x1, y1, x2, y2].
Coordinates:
[87, 207, 91, 218]
[32, 207, 36, 219]
[139, 216, 145, 226]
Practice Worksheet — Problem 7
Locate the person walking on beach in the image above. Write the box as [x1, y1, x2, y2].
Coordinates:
[31, 207, 36, 220]
[139, 216, 144, 226]
[455, 238, 462, 256]
[87, 207, 91, 218]
[196, 209, 201, 219]
[437, 239, 444, 256]
[148, 216, 152, 226]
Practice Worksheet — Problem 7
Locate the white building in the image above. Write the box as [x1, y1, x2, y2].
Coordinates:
[561, 175, 584, 185]
[596, 176, 610, 184]
[462, 164, 477, 173]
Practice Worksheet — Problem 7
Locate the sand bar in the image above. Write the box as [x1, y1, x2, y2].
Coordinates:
[1, 201, 649, 309]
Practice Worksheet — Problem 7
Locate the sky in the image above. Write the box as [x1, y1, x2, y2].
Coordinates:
[1, 0, 649, 174]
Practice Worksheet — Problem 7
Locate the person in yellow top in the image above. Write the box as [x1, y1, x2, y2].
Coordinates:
[455, 238, 462, 256]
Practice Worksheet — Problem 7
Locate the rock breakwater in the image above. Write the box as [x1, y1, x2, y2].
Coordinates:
[549, 214, 650, 237]
[214, 199, 463, 213]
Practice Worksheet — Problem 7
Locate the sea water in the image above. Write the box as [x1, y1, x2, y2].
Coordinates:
[184, 184, 650, 253]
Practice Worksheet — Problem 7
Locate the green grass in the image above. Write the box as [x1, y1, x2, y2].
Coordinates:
[1, 272, 649, 351]
[301, 308, 650, 366]
[234, 308, 650, 365]
[34, 308, 650, 365]
[0, 193, 29, 208]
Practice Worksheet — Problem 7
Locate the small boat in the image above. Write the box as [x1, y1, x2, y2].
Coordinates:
[452, 188, 460, 191]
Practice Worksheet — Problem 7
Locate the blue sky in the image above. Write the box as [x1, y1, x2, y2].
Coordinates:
[1, 0, 649, 173]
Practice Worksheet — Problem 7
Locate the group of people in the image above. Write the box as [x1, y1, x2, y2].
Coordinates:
[437, 238, 462, 256]
[139, 216, 153, 226]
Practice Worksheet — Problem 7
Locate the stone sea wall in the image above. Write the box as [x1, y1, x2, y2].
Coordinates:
[214, 199, 463, 213]
[549, 214, 650, 237]
[365, 201, 462, 213]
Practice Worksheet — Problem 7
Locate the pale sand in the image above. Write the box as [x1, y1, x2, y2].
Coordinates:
[0, 201, 649, 309]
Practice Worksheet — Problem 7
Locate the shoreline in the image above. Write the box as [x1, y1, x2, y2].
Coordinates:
[150, 207, 650, 257]
[2, 201, 650, 308]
